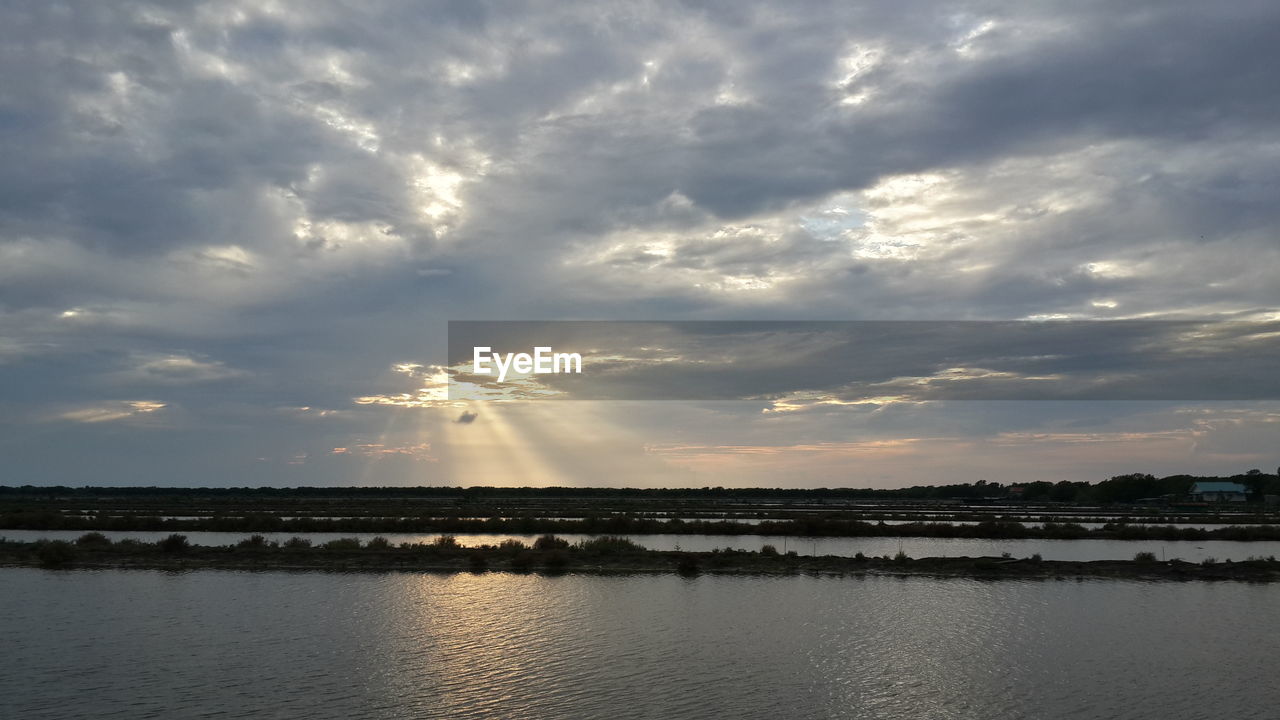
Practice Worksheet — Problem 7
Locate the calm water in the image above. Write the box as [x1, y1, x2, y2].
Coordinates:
[2, 569, 1277, 719]
[5, 529, 1279, 562]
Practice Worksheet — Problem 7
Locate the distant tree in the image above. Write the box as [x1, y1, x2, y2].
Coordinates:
[1244, 470, 1269, 500]
[1051, 481, 1090, 503]
[1091, 474, 1160, 503]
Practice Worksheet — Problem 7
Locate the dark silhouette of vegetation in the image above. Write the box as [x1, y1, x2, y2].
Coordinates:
[1134, 551, 1158, 562]
[543, 550, 569, 571]
[158, 534, 189, 553]
[36, 540, 77, 567]
[676, 556, 701, 576]
[75, 532, 111, 547]
[7, 536, 1280, 580]
[576, 536, 645, 554]
[3, 467, 1275, 505]
[509, 551, 536, 572]
[534, 534, 570, 550]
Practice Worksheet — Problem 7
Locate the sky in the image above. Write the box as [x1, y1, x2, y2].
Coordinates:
[1, 0, 1277, 488]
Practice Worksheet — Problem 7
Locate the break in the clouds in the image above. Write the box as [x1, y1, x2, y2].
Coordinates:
[1, 1, 1278, 487]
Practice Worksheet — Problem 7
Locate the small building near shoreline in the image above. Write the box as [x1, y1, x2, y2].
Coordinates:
[1189, 481, 1248, 503]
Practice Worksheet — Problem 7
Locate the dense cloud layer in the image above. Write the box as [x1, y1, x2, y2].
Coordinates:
[1, 1, 1277, 486]
[443, 320, 1280, 402]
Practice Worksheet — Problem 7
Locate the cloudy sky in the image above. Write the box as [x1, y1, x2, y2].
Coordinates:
[2, 1, 1277, 488]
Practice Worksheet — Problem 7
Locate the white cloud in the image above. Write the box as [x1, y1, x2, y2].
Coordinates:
[57, 400, 167, 424]
[112, 354, 246, 385]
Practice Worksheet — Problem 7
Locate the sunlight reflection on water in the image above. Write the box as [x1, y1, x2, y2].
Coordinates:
[2, 569, 1278, 719]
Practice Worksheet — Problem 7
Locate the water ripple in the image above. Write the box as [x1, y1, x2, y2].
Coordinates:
[1, 570, 1278, 719]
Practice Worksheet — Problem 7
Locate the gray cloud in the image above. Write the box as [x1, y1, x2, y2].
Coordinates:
[445, 320, 1280, 403]
[2, 1, 1278, 485]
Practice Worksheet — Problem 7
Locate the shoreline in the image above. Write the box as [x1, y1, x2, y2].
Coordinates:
[6, 540, 1280, 581]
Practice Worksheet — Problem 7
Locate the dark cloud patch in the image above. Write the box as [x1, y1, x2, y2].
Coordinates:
[448, 320, 1280, 402]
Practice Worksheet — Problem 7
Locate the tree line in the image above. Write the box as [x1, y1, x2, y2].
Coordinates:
[1, 469, 1277, 503]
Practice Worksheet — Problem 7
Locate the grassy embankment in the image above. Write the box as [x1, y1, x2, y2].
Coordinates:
[6, 533, 1280, 581]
